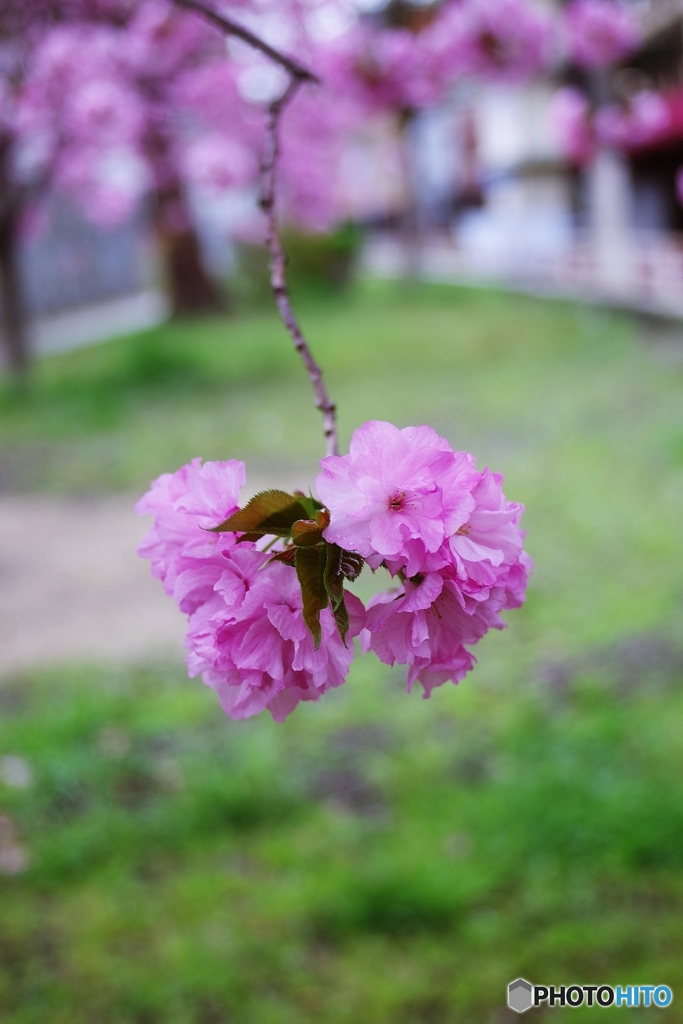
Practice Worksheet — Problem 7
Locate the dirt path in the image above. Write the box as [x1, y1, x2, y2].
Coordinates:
[0, 474, 306, 678]
[0, 494, 186, 677]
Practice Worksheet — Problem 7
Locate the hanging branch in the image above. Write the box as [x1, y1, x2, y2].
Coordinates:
[171, 0, 337, 457]
[173, 0, 318, 84]
[259, 81, 338, 457]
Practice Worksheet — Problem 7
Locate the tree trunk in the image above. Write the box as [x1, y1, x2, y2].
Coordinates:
[165, 224, 223, 316]
[398, 110, 421, 281]
[0, 210, 29, 381]
[154, 184, 223, 317]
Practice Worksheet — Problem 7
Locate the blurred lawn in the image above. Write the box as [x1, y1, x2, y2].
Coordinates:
[1, 283, 683, 1022]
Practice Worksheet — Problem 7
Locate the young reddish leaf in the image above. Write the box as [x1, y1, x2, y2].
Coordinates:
[340, 549, 364, 581]
[292, 509, 330, 547]
[211, 490, 308, 536]
[332, 591, 350, 646]
[295, 546, 328, 648]
[324, 542, 344, 609]
[292, 522, 324, 546]
[266, 546, 297, 566]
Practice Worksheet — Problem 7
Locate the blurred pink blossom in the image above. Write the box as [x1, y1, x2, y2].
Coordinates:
[595, 91, 671, 151]
[428, 0, 551, 84]
[551, 86, 594, 164]
[321, 24, 437, 114]
[563, 0, 640, 69]
[183, 134, 255, 194]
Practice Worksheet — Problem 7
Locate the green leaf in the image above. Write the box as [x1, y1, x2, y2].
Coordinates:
[293, 492, 324, 519]
[324, 543, 345, 609]
[292, 509, 330, 547]
[332, 591, 350, 646]
[211, 490, 308, 536]
[295, 546, 328, 648]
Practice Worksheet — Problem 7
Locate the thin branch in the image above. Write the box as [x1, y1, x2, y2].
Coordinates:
[172, 0, 338, 457]
[259, 80, 338, 457]
[173, 0, 319, 84]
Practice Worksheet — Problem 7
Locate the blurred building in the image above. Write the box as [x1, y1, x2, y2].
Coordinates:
[19, 199, 148, 316]
[0, 198, 167, 359]
[366, 0, 683, 318]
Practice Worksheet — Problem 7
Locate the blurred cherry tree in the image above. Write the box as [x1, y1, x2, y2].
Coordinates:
[0, 0, 641, 378]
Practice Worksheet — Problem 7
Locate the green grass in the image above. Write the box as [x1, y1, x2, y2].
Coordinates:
[2, 281, 682, 655]
[1, 282, 683, 1021]
[2, 283, 679, 503]
[2, 653, 683, 1023]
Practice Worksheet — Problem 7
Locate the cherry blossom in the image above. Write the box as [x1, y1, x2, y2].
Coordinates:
[136, 458, 247, 613]
[137, 457, 367, 721]
[186, 550, 365, 722]
[316, 421, 480, 576]
[360, 579, 481, 698]
[317, 420, 532, 698]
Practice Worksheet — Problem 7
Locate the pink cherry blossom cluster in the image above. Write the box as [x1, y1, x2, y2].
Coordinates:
[321, 23, 445, 114]
[137, 421, 531, 722]
[595, 90, 676, 151]
[15, 1, 259, 228]
[428, 0, 550, 86]
[551, 86, 595, 165]
[562, 0, 639, 70]
[552, 84, 683, 166]
[317, 421, 531, 698]
[320, 0, 552, 118]
[136, 457, 364, 722]
[6, 0, 363, 236]
[2, 0, 645, 256]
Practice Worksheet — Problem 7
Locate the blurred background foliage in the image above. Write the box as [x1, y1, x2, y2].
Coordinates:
[1, 282, 683, 1021]
[234, 224, 363, 308]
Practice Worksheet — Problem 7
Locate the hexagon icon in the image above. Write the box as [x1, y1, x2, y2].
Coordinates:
[508, 978, 533, 1013]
